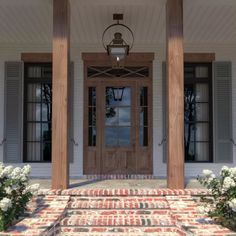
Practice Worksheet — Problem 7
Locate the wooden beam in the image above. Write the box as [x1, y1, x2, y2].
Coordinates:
[21, 53, 52, 62]
[52, 0, 70, 189]
[82, 53, 155, 63]
[184, 53, 215, 63]
[166, 0, 184, 189]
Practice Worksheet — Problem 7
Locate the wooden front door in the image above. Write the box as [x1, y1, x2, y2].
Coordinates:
[83, 53, 153, 175]
[101, 82, 135, 174]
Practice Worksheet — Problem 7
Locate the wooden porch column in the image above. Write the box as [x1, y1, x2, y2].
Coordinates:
[52, 0, 70, 189]
[166, 0, 184, 189]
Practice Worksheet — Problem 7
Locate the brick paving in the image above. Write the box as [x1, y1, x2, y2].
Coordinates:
[1, 189, 236, 236]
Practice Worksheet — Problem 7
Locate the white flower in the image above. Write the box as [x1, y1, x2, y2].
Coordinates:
[10, 167, 22, 179]
[19, 173, 28, 181]
[30, 184, 40, 192]
[1, 166, 14, 178]
[222, 176, 236, 192]
[211, 174, 216, 178]
[197, 206, 205, 214]
[22, 165, 31, 175]
[203, 169, 213, 177]
[0, 163, 4, 177]
[229, 167, 236, 178]
[221, 166, 229, 173]
[228, 199, 236, 212]
[4, 187, 12, 195]
[23, 184, 40, 195]
[0, 198, 12, 212]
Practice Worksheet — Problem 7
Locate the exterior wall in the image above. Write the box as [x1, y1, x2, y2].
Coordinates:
[0, 43, 236, 178]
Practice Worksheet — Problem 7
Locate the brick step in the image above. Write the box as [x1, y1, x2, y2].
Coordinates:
[61, 215, 175, 227]
[60, 226, 186, 236]
[67, 209, 170, 216]
[60, 189, 207, 196]
[68, 197, 169, 209]
[61, 232, 184, 236]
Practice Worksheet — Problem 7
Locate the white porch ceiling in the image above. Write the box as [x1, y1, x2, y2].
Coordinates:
[0, 0, 236, 46]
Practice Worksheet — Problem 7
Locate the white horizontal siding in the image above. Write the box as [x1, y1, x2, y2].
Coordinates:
[0, 43, 236, 178]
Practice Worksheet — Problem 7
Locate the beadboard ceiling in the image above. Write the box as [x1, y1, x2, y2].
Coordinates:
[0, 0, 236, 47]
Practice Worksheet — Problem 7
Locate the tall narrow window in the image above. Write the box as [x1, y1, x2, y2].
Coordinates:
[24, 63, 52, 162]
[88, 87, 96, 146]
[140, 87, 148, 146]
[184, 63, 212, 162]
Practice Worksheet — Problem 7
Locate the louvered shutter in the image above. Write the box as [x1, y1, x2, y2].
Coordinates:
[4, 62, 23, 163]
[162, 62, 167, 162]
[69, 62, 74, 163]
[214, 62, 233, 163]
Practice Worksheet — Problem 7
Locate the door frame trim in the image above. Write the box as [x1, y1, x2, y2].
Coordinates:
[83, 53, 154, 175]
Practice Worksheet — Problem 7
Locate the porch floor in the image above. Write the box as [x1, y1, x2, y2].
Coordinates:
[2, 187, 236, 236]
[29, 179, 204, 189]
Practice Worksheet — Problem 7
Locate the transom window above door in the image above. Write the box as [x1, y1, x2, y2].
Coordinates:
[87, 66, 150, 78]
[24, 63, 52, 162]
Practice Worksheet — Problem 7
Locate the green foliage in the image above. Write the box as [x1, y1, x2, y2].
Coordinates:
[198, 167, 236, 231]
[0, 163, 39, 231]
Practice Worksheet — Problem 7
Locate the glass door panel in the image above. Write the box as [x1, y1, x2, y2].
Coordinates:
[105, 87, 131, 147]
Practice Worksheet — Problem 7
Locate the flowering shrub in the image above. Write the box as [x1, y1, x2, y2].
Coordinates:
[198, 166, 236, 231]
[0, 163, 39, 231]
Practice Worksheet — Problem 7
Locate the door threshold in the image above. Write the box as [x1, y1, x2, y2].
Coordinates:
[84, 174, 154, 180]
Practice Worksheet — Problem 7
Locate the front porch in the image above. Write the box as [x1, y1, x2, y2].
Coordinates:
[28, 178, 203, 189]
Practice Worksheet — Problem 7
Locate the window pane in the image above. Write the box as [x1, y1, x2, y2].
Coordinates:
[89, 87, 96, 106]
[196, 123, 209, 141]
[88, 66, 149, 78]
[140, 127, 148, 146]
[184, 66, 194, 79]
[42, 84, 52, 103]
[28, 67, 42, 78]
[195, 143, 209, 161]
[42, 103, 52, 122]
[89, 107, 96, 126]
[42, 67, 52, 78]
[140, 107, 148, 126]
[27, 142, 41, 161]
[140, 87, 148, 106]
[195, 66, 208, 78]
[119, 108, 131, 126]
[196, 84, 209, 102]
[27, 123, 41, 141]
[27, 84, 41, 102]
[106, 87, 131, 106]
[118, 127, 131, 146]
[88, 127, 96, 146]
[196, 103, 209, 121]
[43, 142, 51, 161]
[106, 107, 118, 125]
[184, 124, 195, 142]
[42, 124, 51, 141]
[27, 103, 41, 121]
[185, 142, 195, 161]
[105, 127, 118, 147]
[184, 85, 196, 122]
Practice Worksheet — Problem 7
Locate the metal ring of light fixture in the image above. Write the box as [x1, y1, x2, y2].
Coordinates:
[102, 22, 134, 52]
